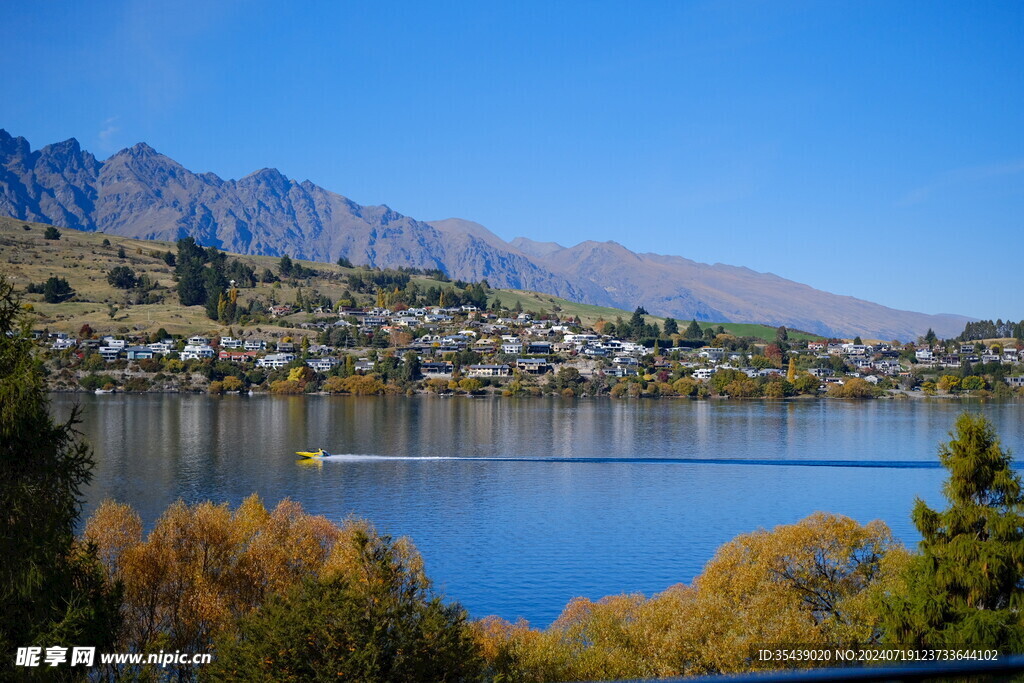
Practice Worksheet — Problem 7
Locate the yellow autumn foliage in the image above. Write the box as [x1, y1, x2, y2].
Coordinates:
[474, 512, 910, 681]
[82, 496, 398, 659]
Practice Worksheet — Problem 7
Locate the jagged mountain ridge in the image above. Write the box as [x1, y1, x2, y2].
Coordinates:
[0, 131, 582, 300]
[0, 129, 972, 339]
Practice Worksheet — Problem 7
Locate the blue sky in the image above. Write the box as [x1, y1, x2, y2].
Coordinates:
[2, 1, 1022, 320]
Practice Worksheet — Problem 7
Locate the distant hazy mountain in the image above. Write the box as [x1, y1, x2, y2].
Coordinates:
[0, 129, 972, 339]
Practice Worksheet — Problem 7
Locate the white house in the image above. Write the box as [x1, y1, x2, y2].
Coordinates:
[466, 364, 510, 377]
[147, 341, 173, 355]
[501, 341, 523, 355]
[181, 344, 215, 360]
[306, 357, 338, 373]
[256, 353, 295, 369]
[699, 348, 725, 361]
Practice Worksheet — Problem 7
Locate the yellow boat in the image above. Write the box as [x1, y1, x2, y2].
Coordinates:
[296, 448, 330, 459]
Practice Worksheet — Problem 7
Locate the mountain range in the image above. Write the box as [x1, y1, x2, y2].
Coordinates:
[0, 129, 971, 340]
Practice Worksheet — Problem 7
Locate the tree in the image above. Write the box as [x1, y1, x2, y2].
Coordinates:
[826, 378, 878, 399]
[924, 328, 938, 345]
[776, 326, 789, 342]
[663, 317, 678, 336]
[882, 413, 1024, 649]
[279, 254, 294, 277]
[0, 276, 119, 674]
[207, 527, 484, 682]
[43, 225, 61, 240]
[85, 496, 342, 677]
[336, 255, 353, 268]
[477, 513, 909, 681]
[402, 351, 422, 382]
[176, 237, 208, 306]
[42, 275, 74, 303]
[853, 336, 863, 345]
[107, 265, 138, 289]
[117, 246, 126, 259]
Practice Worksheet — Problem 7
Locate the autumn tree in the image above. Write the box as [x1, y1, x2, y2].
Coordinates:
[881, 413, 1024, 650]
[84, 496, 341, 676]
[475, 513, 909, 680]
[208, 526, 484, 681]
[0, 275, 119, 675]
[827, 378, 878, 399]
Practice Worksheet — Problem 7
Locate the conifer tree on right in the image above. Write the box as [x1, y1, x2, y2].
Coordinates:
[882, 412, 1024, 650]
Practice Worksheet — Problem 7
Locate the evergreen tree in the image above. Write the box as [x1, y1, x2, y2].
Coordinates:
[882, 413, 1024, 649]
[0, 276, 119, 672]
[107, 265, 138, 289]
[279, 254, 294, 277]
[663, 317, 678, 336]
[43, 226, 61, 240]
[42, 276, 74, 303]
[175, 237, 208, 306]
[402, 352, 422, 382]
[684, 319, 703, 339]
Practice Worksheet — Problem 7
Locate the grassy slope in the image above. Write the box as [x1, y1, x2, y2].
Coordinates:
[0, 216, 820, 341]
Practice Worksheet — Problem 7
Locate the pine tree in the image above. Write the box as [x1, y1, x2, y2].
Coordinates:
[684, 319, 703, 339]
[881, 413, 1024, 649]
[0, 276, 119, 670]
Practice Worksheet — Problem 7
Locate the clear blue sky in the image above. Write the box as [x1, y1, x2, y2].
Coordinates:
[2, 1, 1022, 320]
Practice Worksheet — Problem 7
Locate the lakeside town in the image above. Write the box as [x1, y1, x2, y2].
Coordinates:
[32, 302, 1024, 399]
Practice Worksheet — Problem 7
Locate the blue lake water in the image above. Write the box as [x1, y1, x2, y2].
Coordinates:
[57, 394, 1024, 627]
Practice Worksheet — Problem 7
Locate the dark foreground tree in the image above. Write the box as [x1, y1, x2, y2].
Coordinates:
[0, 276, 119, 677]
[881, 413, 1024, 649]
[208, 527, 484, 682]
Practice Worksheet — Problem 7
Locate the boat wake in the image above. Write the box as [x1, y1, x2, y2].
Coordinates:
[312, 454, 942, 469]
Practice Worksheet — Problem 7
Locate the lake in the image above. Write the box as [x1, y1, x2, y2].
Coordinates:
[56, 394, 1024, 627]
